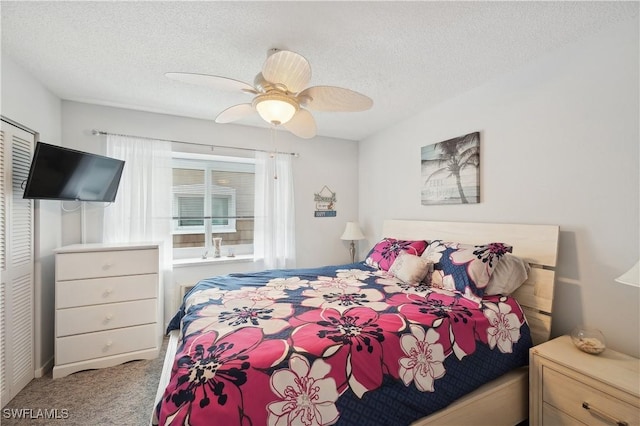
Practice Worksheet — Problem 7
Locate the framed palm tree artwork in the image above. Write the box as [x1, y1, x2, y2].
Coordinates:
[421, 131, 480, 205]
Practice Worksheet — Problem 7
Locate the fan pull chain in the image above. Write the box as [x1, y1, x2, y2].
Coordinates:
[270, 125, 279, 180]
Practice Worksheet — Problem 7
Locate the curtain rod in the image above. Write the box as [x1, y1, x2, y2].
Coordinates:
[91, 129, 299, 157]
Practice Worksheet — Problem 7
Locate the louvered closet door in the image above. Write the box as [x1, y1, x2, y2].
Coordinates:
[0, 122, 34, 408]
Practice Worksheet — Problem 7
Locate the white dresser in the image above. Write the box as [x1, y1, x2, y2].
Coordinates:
[53, 242, 162, 379]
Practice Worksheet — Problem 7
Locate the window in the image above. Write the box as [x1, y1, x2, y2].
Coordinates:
[172, 153, 254, 259]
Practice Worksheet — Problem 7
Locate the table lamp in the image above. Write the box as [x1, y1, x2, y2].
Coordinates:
[340, 221, 365, 263]
[615, 260, 639, 287]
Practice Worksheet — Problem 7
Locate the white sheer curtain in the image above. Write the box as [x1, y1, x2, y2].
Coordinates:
[254, 151, 296, 269]
[103, 134, 173, 323]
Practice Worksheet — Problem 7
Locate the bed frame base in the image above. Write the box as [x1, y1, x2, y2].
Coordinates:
[150, 330, 180, 425]
[411, 367, 528, 426]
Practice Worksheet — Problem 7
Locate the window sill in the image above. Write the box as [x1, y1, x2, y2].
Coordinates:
[173, 254, 254, 268]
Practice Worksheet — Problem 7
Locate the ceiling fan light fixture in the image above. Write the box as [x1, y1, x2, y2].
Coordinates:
[168, 49, 372, 138]
[253, 93, 298, 125]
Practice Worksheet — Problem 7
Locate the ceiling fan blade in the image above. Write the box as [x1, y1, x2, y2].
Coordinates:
[298, 86, 373, 112]
[215, 103, 255, 123]
[166, 72, 257, 94]
[262, 50, 311, 94]
[283, 109, 317, 139]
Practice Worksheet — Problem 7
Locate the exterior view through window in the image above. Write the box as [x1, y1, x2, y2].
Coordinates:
[172, 155, 254, 259]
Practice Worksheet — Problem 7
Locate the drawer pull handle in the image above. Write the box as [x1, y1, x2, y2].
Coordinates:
[582, 402, 628, 426]
[105, 340, 113, 349]
[103, 262, 114, 270]
[105, 314, 114, 322]
[103, 288, 113, 297]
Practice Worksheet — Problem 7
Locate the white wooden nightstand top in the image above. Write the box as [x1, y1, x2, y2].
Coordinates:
[531, 335, 640, 397]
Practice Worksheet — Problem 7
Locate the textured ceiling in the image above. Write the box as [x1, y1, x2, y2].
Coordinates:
[1, 1, 637, 141]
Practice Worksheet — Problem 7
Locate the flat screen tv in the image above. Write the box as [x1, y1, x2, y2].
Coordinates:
[23, 142, 125, 202]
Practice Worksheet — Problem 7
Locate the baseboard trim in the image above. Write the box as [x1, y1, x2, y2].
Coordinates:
[35, 356, 54, 378]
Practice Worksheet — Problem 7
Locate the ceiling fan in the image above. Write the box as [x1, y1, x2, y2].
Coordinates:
[166, 49, 373, 139]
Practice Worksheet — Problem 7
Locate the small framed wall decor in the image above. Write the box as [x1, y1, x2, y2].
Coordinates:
[421, 131, 480, 205]
[314, 185, 337, 217]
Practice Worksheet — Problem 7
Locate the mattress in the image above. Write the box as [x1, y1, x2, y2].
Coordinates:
[153, 262, 532, 425]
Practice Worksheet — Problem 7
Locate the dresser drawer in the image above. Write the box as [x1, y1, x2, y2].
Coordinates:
[56, 273, 158, 308]
[542, 402, 585, 425]
[56, 248, 159, 281]
[56, 299, 157, 337]
[543, 366, 639, 425]
[55, 324, 157, 365]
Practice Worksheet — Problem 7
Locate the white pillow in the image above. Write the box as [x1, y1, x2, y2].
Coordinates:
[484, 254, 530, 295]
[389, 251, 432, 285]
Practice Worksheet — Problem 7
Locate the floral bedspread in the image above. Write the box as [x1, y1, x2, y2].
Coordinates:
[154, 263, 532, 426]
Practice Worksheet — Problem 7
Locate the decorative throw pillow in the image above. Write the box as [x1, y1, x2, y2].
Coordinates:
[421, 240, 513, 299]
[388, 251, 433, 285]
[484, 253, 530, 295]
[365, 238, 428, 271]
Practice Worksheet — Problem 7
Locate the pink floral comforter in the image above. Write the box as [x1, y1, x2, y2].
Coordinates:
[154, 263, 532, 425]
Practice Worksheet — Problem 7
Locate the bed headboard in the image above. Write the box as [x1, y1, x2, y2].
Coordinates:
[381, 220, 559, 345]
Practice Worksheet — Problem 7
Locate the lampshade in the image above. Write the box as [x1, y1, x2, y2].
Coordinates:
[253, 93, 298, 125]
[341, 222, 365, 241]
[615, 261, 640, 287]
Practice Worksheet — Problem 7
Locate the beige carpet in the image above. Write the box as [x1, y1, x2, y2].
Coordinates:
[3, 337, 168, 426]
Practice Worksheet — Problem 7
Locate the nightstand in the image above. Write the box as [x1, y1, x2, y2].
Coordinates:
[530, 335, 639, 425]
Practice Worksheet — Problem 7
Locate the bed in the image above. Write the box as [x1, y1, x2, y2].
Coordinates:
[152, 220, 559, 425]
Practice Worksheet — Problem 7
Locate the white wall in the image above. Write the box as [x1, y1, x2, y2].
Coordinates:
[61, 101, 360, 316]
[359, 19, 639, 357]
[1, 53, 62, 374]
